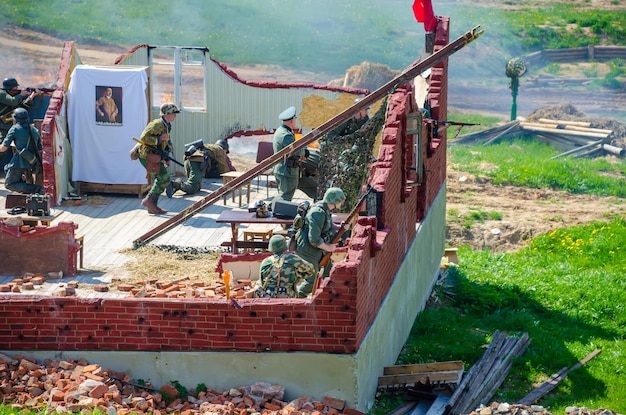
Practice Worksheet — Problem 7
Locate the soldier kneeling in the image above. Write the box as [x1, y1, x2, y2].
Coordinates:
[254, 235, 316, 298]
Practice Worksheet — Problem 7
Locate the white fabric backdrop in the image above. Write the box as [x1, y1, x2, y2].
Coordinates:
[68, 65, 148, 184]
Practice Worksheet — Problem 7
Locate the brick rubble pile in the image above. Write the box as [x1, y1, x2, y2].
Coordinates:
[0, 353, 365, 415]
[470, 401, 622, 415]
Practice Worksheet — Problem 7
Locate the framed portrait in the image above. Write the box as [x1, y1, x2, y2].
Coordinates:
[95, 86, 123, 125]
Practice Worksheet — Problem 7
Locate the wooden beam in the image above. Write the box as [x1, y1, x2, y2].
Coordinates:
[517, 349, 602, 405]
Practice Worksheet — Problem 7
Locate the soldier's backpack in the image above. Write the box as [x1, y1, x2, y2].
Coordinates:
[288, 201, 310, 251]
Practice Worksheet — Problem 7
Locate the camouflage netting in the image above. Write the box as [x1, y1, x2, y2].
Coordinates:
[525, 103, 626, 146]
[315, 98, 388, 211]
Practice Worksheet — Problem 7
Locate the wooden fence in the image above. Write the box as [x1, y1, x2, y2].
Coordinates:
[524, 45, 626, 66]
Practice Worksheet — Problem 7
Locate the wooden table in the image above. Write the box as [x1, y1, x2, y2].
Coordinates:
[0, 211, 58, 226]
[221, 171, 252, 207]
[216, 210, 351, 253]
[216, 210, 293, 253]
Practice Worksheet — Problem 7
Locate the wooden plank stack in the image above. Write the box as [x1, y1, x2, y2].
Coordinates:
[452, 118, 623, 159]
[444, 330, 530, 415]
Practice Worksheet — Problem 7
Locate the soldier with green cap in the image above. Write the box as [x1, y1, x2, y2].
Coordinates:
[295, 187, 346, 297]
[137, 102, 180, 214]
[272, 106, 305, 209]
[254, 234, 316, 298]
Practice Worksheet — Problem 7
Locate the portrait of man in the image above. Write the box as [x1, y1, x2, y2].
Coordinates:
[95, 86, 122, 125]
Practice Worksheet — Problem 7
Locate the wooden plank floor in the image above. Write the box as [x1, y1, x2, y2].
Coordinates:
[0, 174, 308, 296]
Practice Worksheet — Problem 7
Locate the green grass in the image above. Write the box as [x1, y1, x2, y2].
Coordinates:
[371, 139, 626, 414]
[0, 1, 623, 77]
[449, 138, 626, 197]
[374, 217, 626, 413]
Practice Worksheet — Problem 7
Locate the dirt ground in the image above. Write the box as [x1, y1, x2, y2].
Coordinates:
[2, 26, 625, 256]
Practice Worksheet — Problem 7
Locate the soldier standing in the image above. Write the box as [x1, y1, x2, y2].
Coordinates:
[137, 103, 179, 214]
[0, 78, 41, 173]
[272, 106, 305, 209]
[255, 235, 316, 298]
[0, 108, 43, 194]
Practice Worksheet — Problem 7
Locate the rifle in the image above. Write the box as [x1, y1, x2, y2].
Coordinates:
[22, 87, 56, 94]
[426, 119, 481, 139]
[314, 186, 374, 289]
[132, 137, 184, 167]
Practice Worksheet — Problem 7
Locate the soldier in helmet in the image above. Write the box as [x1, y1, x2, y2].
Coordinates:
[294, 187, 346, 297]
[0, 77, 42, 173]
[254, 234, 316, 298]
[272, 106, 306, 209]
[166, 139, 235, 197]
[136, 102, 180, 214]
[0, 108, 43, 194]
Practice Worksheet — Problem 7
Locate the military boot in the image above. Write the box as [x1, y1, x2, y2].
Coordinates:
[141, 193, 160, 214]
[166, 179, 182, 198]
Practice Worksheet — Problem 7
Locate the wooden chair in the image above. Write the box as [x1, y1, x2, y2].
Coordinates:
[255, 141, 275, 197]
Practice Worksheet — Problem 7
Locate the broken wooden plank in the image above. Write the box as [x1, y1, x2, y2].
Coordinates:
[378, 370, 463, 386]
[384, 361, 464, 375]
[517, 349, 602, 405]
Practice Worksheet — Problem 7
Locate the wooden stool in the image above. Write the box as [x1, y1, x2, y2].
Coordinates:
[221, 171, 252, 207]
[243, 229, 273, 252]
[76, 234, 85, 269]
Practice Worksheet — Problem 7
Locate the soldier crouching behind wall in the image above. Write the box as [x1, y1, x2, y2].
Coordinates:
[167, 139, 235, 197]
[253, 235, 316, 298]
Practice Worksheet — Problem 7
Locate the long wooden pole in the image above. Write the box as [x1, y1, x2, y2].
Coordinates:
[132, 25, 484, 247]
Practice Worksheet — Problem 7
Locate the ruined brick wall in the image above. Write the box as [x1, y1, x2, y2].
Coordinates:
[0, 18, 450, 354]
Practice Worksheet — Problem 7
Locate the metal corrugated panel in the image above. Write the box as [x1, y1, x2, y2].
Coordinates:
[117, 45, 362, 174]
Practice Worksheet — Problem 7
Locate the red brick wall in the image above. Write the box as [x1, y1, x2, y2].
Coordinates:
[0, 19, 450, 354]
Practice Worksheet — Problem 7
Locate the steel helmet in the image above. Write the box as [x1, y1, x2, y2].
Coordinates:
[160, 103, 180, 115]
[2, 77, 18, 90]
[268, 235, 288, 253]
[323, 187, 346, 205]
[13, 108, 30, 124]
[216, 139, 229, 153]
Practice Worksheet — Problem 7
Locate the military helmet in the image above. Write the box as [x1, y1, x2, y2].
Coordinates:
[2, 77, 18, 90]
[13, 108, 30, 124]
[268, 235, 288, 253]
[323, 187, 346, 205]
[160, 103, 180, 115]
[255, 200, 270, 218]
[216, 139, 229, 153]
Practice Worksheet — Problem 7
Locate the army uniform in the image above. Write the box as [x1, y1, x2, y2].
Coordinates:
[272, 106, 304, 206]
[0, 109, 43, 194]
[297, 147, 320, 200]
[295, 188, 346, 297]
[169, 141, 235, 196]
[0, 78, 36, 172]
[137, 103, 179, 214]
[256, 235, 316, 298]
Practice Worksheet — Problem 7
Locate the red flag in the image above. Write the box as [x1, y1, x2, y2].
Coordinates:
[412, 0, 425, 22]
[412, 0, 437, 32]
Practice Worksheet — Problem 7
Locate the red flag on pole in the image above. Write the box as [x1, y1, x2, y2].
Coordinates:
[412, 0, 437, 32]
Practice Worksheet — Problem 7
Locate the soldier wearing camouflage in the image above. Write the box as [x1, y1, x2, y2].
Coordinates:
[256, 235, 316, 298]
[137, 103, 179, 214]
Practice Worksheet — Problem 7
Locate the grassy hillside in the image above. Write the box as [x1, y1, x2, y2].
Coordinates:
[0, 0, 624, 80]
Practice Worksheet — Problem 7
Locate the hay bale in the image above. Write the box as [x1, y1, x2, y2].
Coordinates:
[329, 61, 401, 91]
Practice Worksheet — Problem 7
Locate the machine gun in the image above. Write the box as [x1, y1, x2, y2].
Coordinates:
[425, 119, 481, 139]
[132, 137, 184, 167]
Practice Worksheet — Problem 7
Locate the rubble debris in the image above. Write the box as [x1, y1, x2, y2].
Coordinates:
[0, 352, 365, 415]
